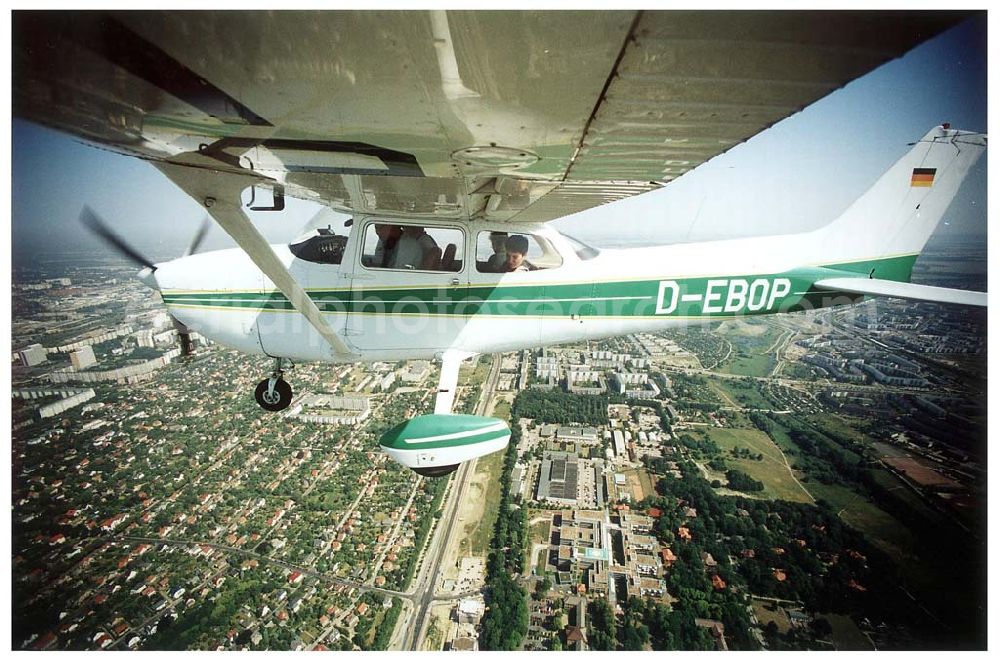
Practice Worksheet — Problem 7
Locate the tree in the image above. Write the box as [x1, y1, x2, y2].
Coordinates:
[534, 574, 552, 600]
[586, 599, 617, 651]
[725, 469, 764, 493]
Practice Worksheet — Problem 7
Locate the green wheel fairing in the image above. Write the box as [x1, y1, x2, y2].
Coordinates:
[379, 414, 511, 451]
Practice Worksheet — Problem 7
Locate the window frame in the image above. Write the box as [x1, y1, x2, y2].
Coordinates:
[473, 229, 565, 274]
[358, 221, 467, 274]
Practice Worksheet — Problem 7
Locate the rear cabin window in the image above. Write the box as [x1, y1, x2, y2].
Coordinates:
[360, 223, 465, 272]
[475, 231, 563, 273]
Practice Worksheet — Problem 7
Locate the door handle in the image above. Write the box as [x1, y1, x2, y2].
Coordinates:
[451, 278, 461, 286]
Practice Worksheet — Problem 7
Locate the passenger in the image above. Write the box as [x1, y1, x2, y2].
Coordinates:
[504, 234, 531, 272]
[372, 224, 402, 267]
[485, 232, 508, 273]
[392, 225, 440, 270]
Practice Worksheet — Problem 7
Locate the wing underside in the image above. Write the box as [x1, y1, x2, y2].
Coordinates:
[13, 10, 968, 222]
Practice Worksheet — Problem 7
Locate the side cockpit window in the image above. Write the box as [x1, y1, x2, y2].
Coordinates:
[360, 223, 465, 272]
[475, 231, 563, 273]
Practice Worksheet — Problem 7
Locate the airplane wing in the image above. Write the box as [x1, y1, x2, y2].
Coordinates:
[813, 277, 987, 308]
[13, 10, 969, 223]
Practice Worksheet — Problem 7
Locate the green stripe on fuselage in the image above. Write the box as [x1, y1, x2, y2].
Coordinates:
[162, 255, 915, 318]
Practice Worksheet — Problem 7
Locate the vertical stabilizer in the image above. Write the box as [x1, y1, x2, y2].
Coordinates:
[815, 125, 985, 277]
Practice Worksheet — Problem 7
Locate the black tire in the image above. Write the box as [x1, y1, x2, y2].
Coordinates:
[254, 377, 293, 412]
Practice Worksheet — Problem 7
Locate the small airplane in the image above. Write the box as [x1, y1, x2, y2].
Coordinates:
[13, 11, 986, 476]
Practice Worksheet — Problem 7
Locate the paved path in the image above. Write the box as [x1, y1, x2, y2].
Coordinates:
[399, 353, 503, 650]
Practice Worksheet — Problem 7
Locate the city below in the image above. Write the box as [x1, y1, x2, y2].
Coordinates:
[11, 244, 986, 651]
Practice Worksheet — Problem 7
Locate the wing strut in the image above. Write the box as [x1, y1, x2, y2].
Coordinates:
[434, 350, 472, 415]
[155, 159, 359, 360]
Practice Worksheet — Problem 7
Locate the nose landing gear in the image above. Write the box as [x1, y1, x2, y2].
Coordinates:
[254, 357, 293, 412]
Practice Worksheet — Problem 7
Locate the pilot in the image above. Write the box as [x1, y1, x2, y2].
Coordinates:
[372, 224, 403, 268]
[392, 226, 440, 270]
[485, 232, 508, 272]
[504, 234, 531, 272]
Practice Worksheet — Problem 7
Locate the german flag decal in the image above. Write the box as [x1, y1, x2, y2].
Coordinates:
[911, 167, 936, 187]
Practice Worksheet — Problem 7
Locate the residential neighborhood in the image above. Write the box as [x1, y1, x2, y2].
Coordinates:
[12, 243, 987, 651]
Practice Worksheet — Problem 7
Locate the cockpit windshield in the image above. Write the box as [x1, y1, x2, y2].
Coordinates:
[560, 233, 601, 261]
[289, 228, 348, 265]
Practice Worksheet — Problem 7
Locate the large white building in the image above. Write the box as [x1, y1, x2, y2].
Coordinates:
[612, 430, 627, 459]
[400, 360, 431, 384]
[378, 371, 397, 391]
[288, 394, 372, 425]
[18, 344, 48, 367]
[69, 345, 97, 371]
[556, 427, 599, 443]
[135, 330, 156, 348]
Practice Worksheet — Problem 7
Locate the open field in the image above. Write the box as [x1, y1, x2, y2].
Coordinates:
[695, 427, 813, 504]
[719, 353, 776, 377]
[715, 322, 782, 377]
[710, 377, 779, 410]
[534, 545, 548, 574]
[716, 320, 771, 338]
[624, 468, 655, 502]
[751, 600, 793, 634]
[866, 467, 947, 525]
[438, 451, 505, 590]
[883, 457, 957, 487]
[753, 415, 925, 562]
[802, 482, 918, 561]
[458, 355, 491, 385]
[423, 606, 450, 650]
[461, 450, 505, 556]
[707, 379, 741, 408]
[804, 413, 872, 445]
[824, 614, 874, 650]
[492, 397, 511, 421]
[528, 514, 551, 544]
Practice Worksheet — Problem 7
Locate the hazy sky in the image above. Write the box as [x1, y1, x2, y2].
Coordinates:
[11, 13, 986, 263]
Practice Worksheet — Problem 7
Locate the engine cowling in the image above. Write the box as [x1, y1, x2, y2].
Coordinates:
[379, 414, 511, 477]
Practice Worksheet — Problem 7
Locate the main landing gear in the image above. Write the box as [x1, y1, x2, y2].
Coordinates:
[255, 357, 293, 412]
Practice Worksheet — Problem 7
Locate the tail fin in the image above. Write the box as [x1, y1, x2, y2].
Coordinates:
[816, 125, 985, 279]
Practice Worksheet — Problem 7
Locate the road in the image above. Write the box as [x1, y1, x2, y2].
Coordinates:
[398, 353, 503, 650]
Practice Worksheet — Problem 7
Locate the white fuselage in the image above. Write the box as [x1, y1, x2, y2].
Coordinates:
[153, 216, 858, 363]
[151, 126, 987, 364]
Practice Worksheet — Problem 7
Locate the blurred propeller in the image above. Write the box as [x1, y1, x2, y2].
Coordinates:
[80, 206, 207, 358]
[184, 218, 212, 257]
[80, 206, 157, 270]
